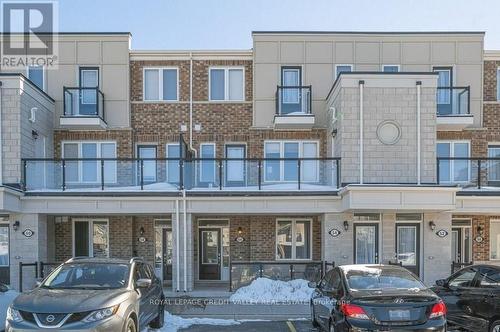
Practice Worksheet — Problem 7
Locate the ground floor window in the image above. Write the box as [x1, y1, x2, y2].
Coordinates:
[276, 219, 311, 260]
[490, 220, 500, 260]
[0, 225, 8, 266]
[73, 219, 109, 258]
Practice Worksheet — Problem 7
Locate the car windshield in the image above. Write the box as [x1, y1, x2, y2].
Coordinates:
[42, 263, 129, 289]
[344, 266, 425, 291]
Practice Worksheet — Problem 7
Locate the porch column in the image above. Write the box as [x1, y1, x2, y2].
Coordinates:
[422, 212, 452, 285]
[9, 213, 48, 291]
[171, 211, 194, 292]
[322, 213, 353, 265]
[381, 213, 396, 263]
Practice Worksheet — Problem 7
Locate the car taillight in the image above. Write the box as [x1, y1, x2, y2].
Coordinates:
[340, 303, 369, 320]
[429, 300, 447, 319]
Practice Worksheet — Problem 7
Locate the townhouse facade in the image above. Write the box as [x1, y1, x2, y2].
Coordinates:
[0, 31, 499, 292]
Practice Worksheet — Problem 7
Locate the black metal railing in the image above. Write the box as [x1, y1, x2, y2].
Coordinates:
[22, 157, 341, 192]
[229, 260, 333, 292]
[437, 157, 500, 189]
[275, 86, 312, 116]
[436, 86, 470, 116]
[63, 87, 105, 122]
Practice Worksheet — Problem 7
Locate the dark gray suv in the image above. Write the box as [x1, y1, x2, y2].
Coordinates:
[6, 257, 165, 331]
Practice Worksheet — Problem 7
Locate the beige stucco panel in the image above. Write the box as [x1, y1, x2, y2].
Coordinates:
[335, 42, 354, 63]
[355, 42, 380, 64]
[254, 41, 279, 63]
[305, 42, 333, 63]
[431, 42, 456, 64]
[402, 42, 431, 64]
[381, 42, 401, 64]
[254, 63, 279, 99]
[356, 64, 381, 71]
[46, 64, 77, 101]
[456, 64, 482, 99]
[280, 42, 304, 63]
[457, 42, 483, 64]
[402, 64, 430, 72]
[253, 100, 275, 128]
[76, 41, 102, 64]
[57, 41, 77, 64]
[102, 42, 129, 65]
[104, 100, 129, 128]
[305, 63, 334, 98]
[101, 65, 129, 100]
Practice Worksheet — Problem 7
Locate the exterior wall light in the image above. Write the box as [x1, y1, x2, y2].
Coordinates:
[343, 220, 349, 231]
[237, 227, 243, 235]
[139, 226, 145, 236]
[12, 221, 20, 231]
[429, 221, 436, 231]
[477, 225, 484, 235]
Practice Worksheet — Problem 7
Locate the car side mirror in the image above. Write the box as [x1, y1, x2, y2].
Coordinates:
[136, 278, 152, 288]
[435, 279, 447, 287]
[308, 281, 318, 289]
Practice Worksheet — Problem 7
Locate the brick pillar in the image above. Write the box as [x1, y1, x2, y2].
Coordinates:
[9, 214, 48, 291]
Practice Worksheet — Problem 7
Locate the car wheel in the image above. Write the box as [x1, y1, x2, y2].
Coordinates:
[310, 302, 319, 328]
[149, 298, 165, 329]
[490, 320, 500, 332]
[124, 317, 136, 332]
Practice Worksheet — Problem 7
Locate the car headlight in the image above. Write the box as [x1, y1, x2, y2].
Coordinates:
[83, 305, 120, 323]
[6, 306, 23, 322]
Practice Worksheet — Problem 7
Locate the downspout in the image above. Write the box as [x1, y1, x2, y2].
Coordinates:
[189, 52, 195, 154]
[0, 82, 3, 186]
[175, 198, 180, 292]
[182, 189, 187, 292]
[416, 81, 422, 185]
[359, 80, 364, 184]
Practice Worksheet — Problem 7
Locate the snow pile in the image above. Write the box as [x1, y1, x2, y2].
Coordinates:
[229, 278, 314, 304]
[149, 311, 240, 332]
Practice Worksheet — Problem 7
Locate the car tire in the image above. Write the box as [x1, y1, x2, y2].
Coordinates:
[124, 317, 137, 332]
[310, 302, 319, 328]
[149, 299, 165, 329]
[490, 320, 500, 332]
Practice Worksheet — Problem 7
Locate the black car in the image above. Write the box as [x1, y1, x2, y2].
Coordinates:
[432, 264, 500, 332]
[310, 264, 446, 332]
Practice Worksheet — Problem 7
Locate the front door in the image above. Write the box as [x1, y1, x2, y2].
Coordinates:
[396, 224, 420, 276]
[199, 229, 221, 280]
[162, 229, 173, 281]
[225, 145, 246, 187]
[354, 224, 379, 264]
[79, 67, 99, 115]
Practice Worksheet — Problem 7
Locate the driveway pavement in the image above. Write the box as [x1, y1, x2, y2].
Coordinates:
[180, 320, 317, 332]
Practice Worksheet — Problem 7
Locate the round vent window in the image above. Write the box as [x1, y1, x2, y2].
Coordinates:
[377, 121, 401, 145]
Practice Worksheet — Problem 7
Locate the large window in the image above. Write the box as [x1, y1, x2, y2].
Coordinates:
[490, 220, 500, 260]
[137, 145, 157, 183]
[264, 141, 318, 182]
[497, 68, 500, 101]
[200, 143, 216, 184]
[488, 145, 500, 184]
[276, 219, 311, 260]
[335, 64, 352, 78]
[382, 65, 400, 73]
[166, 143, 180, 184]
[0, 225, 9, 267]
[73, 219, 109, 258]
[144, 68, 178, 101]
[209, 67, 244, 101]
[62, 142, 116, 183]
[27, 65, 44, 90]
[437, 141, 470, 183]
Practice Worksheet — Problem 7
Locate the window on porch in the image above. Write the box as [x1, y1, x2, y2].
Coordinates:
[73, 219, 109, 258]
[276, 219, 311, 260]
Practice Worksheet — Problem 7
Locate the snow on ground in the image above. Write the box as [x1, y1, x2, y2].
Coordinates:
[229, 278, 314, 304]
[147, 312, 240, 332]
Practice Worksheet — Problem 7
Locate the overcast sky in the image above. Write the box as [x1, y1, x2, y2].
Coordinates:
[58, 0, 500, 50]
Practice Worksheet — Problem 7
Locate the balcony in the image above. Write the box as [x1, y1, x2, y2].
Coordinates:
[436, 86, 473, 131]
[437, 157, 500, 191]
[274, 86, 314, 130]
[60, 87, 106, 129]
[22, 157, 340, 194]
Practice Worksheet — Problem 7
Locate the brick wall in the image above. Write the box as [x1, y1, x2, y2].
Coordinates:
[453, 214, 500, 261]
[484, 61, 499, 102]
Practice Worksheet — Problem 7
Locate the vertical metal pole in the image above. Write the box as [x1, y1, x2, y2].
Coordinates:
[40, 262, 44, 279]
[22, 160, 27, 191]
[478, 159, 482, 189]
[297, 159, 301, 190]
[140, 159, 144, 190]
[62, 160, 66, 191]
[219, 159, 222, 190]
[34, 262, 38, 279]
[258, 159, 262, 190]
[290, 264, 294, 280]
[100, 159, 104, 190]
[359, 80, 365, 184]
[437, 158, 440, 185]
[19, 262, 23, 292]
[336, 159, 340, 188]
[259, 263, 263, 278]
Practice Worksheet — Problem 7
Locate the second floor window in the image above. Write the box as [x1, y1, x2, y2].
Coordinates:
[62, 142, 116, 184]
[209, 67, 244, 101]
[383, 65, 400, 73]
[264, 141, 318, 183]
[437, 141, 469, 183]
[144, 68, 178, 101]
[335, 64, 352, 79]
[27, 65, 44, 90]
[497, 68, 500, 101]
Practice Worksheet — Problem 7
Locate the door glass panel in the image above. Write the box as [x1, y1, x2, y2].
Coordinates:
[435, 69, 451, 104]
[488, 147, 500, 183]
[437, 143, 451, 182]
[397, 226, 416, 266]
[221, 228, 230, 281]
[284, 143, 299, 181]
[463, 228, 471, 262]
[282, 69, 300, 103]
[64, 143, 79, 182]
[139, 146, 157, 182]
[81, 70, 98, 104]
[226, 146, 245, 182]
[101, 143, 116, 183]
[276, 221, 292, 259]
[202, 231, 219, 264]
[490, 221, 500, 260]
[200, 145, 215, 183]
[265, 142, 281, 181]
[452, 230, 459, 262]
[74, 221, 89, 257]
[302, 142, 317, 182]
[154, 227, 162, 278]
[454, 143, 469, 182]
[355, 225, 377, 264]
[82, 143, 97, 182]
[295, 220, 311, 259]
[0, 226, 9, 266]
[92, 221, 109, 258]
[167, 144, 180, 183]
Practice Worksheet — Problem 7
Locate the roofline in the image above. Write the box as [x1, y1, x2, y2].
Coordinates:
[252, 30, 485, 35]
[0, 32, 131, 36]
[130, 49, 253, 60]
[0, 73, 55, 103]
[484, 50, 500, 60]
[130, 49, 252, 55]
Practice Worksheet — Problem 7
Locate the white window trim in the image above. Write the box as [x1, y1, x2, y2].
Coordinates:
[143, 67, 179, 102]
[263, 140, 320, 183]
[166, 143, 181, 183]
[490, 219, 500, 261]
[199, 143, 216, 183]
[437, 140, 471, 184]
[496, 67, 500, 102]
[72, 218, 110, 258]
[208, 66, 245, 102]
[382, 64, 400, 72]
[335, 64, 353, 79]
[26, 65, 45, 91]
[62, 141, 117, 184]
[451, 218, 472, 264]
[275, 218, 313, 261]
